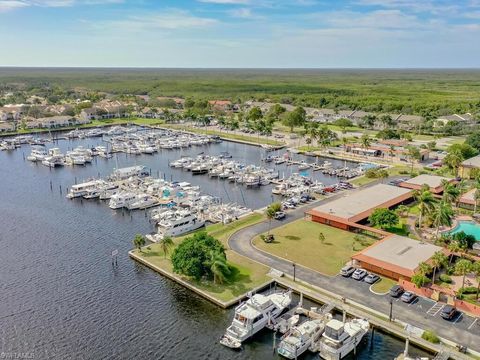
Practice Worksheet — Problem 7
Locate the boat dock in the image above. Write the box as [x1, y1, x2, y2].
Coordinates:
[272, 275, 476, 360]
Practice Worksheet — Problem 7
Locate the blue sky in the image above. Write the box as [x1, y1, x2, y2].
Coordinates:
[1, 0, 479, 67]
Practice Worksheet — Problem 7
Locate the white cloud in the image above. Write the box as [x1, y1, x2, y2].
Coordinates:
[98, 10, 219, 32]
[229, 7, 252, 18]
[197, 0, 250, 4]
[0, 1, 29, 12]
[0, 0, 122, 11]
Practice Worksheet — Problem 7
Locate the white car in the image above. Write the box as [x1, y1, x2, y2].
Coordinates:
[340, 265, 356, 277]
[352, 269, 367, 280]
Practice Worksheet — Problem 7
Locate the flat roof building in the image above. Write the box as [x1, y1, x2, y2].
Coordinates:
[460, 155, 480, 179]
[399, 174, 454, 194]
[306, 184, 412, 230]
[352, 235, 443, 280]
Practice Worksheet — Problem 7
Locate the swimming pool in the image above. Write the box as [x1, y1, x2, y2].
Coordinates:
[450, 221, 480, 241]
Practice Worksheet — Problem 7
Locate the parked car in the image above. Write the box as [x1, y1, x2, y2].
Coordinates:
[364, 273, 380, 284]
[352, 269, 368, 280]
[440, 305, 457, 320]
[340, 265, 356, 277]
[274, 211, 286, 220]
[389, 285, 404, 297]
[400, 291, 416, 303]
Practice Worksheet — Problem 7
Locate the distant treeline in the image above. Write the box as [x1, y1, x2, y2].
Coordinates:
[1, 68, 480, 117]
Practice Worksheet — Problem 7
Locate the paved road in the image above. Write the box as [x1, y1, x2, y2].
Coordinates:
[229, 199, 480, 352]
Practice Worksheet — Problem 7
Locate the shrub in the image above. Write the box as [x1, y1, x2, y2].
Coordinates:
[422, 330, 440, 344]
[399, 170, 409, 175]
[458, 287, 478, 295]
[439, 274, 452, 283]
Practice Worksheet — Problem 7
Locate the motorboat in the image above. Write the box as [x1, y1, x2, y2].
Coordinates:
[220, 290, 292, 349]
[111, 166, 149, 180]
[127, 195, 159, 210]
[318, 318, 370, 360]
[146, 211, 205, 240]
[298, 161, 311, 170]
[27, 146, 47, 162]
[109, 192, 137, 209]
[277, 318, 328, 359]
[66, 180, 106, 199]
[42, 148, 65, 167]
[272, 313, 300, 334]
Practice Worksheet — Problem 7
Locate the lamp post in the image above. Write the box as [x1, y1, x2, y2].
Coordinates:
[389, 298, 393, 322]
[293, 262, 296, 282]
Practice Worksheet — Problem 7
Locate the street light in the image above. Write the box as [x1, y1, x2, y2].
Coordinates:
[293, 262, 296, 282]
[389, 298, 393, 322]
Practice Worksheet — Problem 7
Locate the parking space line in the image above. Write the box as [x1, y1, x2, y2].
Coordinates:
[453, 312, 463, 324]
[426, 302, 444, 316]
[468, 318, 478, 330]
[408, 298, 419, 307]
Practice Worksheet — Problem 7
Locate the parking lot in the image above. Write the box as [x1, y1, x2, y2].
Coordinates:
[336, 274, 480, 337]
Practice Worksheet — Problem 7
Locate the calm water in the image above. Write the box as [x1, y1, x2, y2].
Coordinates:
[0, 134, 430, 359]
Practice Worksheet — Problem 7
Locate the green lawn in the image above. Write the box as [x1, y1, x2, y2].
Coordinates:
[350, 165, 413, 187]
[253, 219, 376, 276]
[131, 213, 270, 303]
[371, 277, 397, 294]
[161, 124, 283, 146]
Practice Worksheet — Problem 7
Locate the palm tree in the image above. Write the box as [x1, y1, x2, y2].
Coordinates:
[304, 122, 319, 151]
[265, 202, 282, 235]
[472, 261, 480, 299]
[361, 134, 371, 152]
[432, 201, 454, 239]
[209, 251, 230, 284]
[418, 262, 432, 277]
[473, 178, 480, 213]
[444, 149, 464, 177]
[414, 188, 435, 231]
[341, 137, 348, 154]
[395, 205, 409, 218]
[448, 240, 460, 265]
[133, 234, 146, 252]
[431, 251, 448, 284]
[441, 180, 460, 205]
[389, 145, 395, 161]
[455, 259, 472, 290]
[159, 235, 174, 258]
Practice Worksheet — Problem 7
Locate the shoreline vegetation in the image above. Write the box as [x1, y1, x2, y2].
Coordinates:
[130, 213, 272, 305]
[2, 68, 480, 116]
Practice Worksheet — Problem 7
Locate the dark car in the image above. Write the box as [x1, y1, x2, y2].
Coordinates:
[364, 273, 380, 284]
[440, 305, 457, 320]
[400, 291, 416, 303]
[389, 285, 404, 298]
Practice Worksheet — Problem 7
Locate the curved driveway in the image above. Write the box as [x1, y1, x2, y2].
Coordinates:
[229, 199, 480, 352]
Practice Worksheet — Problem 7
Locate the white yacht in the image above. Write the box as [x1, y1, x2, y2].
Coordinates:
[66, 180, 106, 199]
[42, 148, 65, 167]
[146, 211, 205, 241]
[27, 146, 47, 162]
[298, 161, 311, 170]
[109, 192, 137, 209]
[318, 318, 370, 360]
[111, 166, 149, 180]
[137, 143, 156, 154]
[220, 290, 293, 349]
[127, 195, 159, 210]
[277, 318, 329, 359]
[99, 187, 120, 200]
[65, 152, 86, 166]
